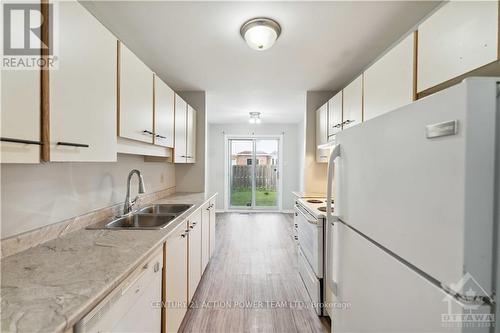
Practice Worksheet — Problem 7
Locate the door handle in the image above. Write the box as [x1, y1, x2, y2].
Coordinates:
[1, 137, 43, 145]
[57, 141, 89, 148]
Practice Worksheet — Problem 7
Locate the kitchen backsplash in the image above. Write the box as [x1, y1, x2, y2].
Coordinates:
[0, 154, 175, 240]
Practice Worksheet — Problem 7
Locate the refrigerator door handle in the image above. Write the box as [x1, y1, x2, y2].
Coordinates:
[326, 144, 341, 225]
[326, 144, 341, 298]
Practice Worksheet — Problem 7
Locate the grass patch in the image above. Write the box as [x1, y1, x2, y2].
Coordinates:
[231, 188, 277, 207]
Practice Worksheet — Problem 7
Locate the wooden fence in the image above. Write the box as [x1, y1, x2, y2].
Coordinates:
[231, 165, 277, 189]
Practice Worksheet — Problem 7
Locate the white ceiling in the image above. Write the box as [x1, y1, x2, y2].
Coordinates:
[82, 1, 440, 124]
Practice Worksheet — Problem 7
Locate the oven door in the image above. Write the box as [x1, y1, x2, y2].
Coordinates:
[295, 204, 323, 278]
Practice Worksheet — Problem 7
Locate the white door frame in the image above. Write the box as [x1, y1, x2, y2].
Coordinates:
[224, 134, 283, 212]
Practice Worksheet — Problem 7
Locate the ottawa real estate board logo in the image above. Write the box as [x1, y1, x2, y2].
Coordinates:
[441, 273, 495, 329]
[2, 2, 58, 69]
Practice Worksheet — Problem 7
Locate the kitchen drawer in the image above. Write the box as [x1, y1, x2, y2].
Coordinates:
[298, 247, 321, 315]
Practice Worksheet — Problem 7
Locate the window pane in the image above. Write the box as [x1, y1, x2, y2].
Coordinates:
[255, 139, 278, 207]
[230, 140, 253, 207]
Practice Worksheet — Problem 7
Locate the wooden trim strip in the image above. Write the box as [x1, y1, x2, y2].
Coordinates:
[40, 0, 50, 161]
[361, 73, 365, 122]
[413, 30, 419, 101]
[116, 40, 121, 137]
[152, 74, 156, 145]
[498, 0, 500, 60]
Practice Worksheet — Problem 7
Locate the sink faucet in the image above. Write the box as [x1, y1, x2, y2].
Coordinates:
[123, 169, 146, 215]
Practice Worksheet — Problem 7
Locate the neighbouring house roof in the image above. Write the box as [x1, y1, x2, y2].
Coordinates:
[234, 151, 272, 157]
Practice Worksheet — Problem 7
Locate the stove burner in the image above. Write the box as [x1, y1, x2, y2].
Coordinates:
[307, 199, 323, 204]
[318, 206, 334, 212]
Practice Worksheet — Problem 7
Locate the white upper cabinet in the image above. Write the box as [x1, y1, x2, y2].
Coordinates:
[417, 1, 499, 92]
[50, 1, 117, 162]
[342, 74, 363, 130]
[1, 70, 41, 163]
[364, 33, 414, 121]
[328, 91, 343, 139]
[315, 103, 329, 163]
[119, 42, 154, 143]
[154, 76, 175, 148]
[186, 105, 197, 163]
[174, 94, 187, 163]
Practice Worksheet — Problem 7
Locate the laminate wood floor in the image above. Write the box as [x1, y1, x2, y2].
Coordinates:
[179, 213, 330, 333]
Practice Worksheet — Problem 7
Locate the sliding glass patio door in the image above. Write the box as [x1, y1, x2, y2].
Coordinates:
[228, 138, 279, 210]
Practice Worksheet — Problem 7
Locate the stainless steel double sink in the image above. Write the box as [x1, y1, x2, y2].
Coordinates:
[86, 204, 193, 230]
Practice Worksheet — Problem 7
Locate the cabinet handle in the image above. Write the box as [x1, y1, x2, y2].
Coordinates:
[156, 134, 166, 139]
[332, 123, 342, 129]
[143, 130, 154, 135]
[343, 119, 355, 125]
[180, 233, 186, 238]
[57, 141, 89, 148]
[1, 137, 43, 145]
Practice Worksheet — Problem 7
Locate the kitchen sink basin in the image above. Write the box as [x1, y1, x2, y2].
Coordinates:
[86, 204, 194, 230]
[86, 213, 177, 230]
[137, 204, 193, 215]
[104, 214, 176, 229]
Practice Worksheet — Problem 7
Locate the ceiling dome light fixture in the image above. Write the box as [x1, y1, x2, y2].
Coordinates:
[240, 17, 281, 51]
[249, 112, 262, 124]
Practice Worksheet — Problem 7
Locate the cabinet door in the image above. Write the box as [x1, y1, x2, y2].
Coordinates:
[164, 223, 188, 333]
[154, 76, 174, 148]
[50, 1, 116, 162]
[417, 1, 499, 93]
[364, 34, 414, 121]
[209, 199, 216, 258]
[186, 105, 196, 163]
[201, 203, 210, 272]
[188, 210, 202, 302]
[174, 94, 187, 163]
[1, 70, 40, 163]
[119, 42, 154, 143]
[342, 75, 363, 130]
[316, 103, 329, 163]
[328, 91, 343, 139]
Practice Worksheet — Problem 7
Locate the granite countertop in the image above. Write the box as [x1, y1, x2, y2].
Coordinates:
[1, 192, 216, 333]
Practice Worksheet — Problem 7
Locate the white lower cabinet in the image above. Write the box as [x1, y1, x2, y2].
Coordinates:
[188, 210, 202, 302]
[75, 249, 163, 333]
[209, 199, 216, 257]
[164, 221, 189, 333]
[201, 202, 211, 272]
[50, 0, 117, 162]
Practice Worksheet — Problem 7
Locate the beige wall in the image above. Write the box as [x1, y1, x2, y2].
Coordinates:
[175, 91, 206, 192]
[0, 154, 175, 239]
[304, 91, 335, 193]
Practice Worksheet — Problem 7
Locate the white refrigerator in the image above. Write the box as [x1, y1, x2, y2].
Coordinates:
[325, 77, 499, 333]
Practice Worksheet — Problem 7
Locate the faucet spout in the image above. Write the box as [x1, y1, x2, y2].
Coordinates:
[123, 169, 146, 215]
